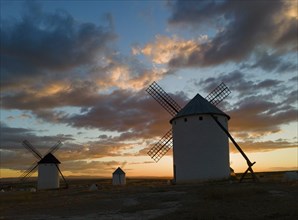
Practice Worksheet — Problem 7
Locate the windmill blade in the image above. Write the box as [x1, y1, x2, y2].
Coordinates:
[45, 140, 62, 155]
[19, 162, 38, 182]
[148, 129, 173, 162]
[55, 164, 68, 189]
[22, 140, 43, 159]
[146, 81, 182, 116]
[205, 82, 231, 106]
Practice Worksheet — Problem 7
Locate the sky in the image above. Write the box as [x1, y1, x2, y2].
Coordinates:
[1, 0, 297, 178]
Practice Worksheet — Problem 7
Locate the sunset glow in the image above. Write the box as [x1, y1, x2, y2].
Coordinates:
[1, 0, 297, 179]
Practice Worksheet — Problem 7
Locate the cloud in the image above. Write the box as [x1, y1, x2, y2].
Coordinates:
[0, 145, 124, 175]
[0, 120, 155, 174]
[132, 35, 201, 65]
[0, 79, 188, 173]
[3, 67, 296, 166]
[92, 55, 166, 90]
[229, 96, 297, 137]
[1, 1, 116, 90]
[59, 89, 186, 136]
[2, 80, 100, 110]
[2, 75, 188, 137]
[1, 1, 164, 97]
[61, 160, 122, 175]
[194, 70, 284, 98]
[160, 0, 297, 68]
[0, 122, 80, 172]
[230, 139, 297, 153]
[0, 122, 135, 172]
[193, 71, 297, 137]
[243, 51, 297, 73]
[0, 122, 74, 151]
[1, 0, 297, 176]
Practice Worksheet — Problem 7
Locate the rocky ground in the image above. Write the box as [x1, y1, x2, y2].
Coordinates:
[1, 172, 297, 219]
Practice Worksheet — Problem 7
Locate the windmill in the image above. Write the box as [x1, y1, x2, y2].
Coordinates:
[19, 140, 68, 189]
[112, 167, 126, 185]
[146, 81, 258, 183]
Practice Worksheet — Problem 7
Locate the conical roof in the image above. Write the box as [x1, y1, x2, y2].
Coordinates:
[113, 167, 125, 175]
[38, 153, 61, 164]
[170, 93, 230, 122]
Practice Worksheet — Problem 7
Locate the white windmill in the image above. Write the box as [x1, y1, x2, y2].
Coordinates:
[19, 140, 68, 189]
[146, 81, 258, 183]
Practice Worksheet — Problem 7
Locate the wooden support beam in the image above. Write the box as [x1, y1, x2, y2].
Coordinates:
[210, 114, 259, 183]
[55, 164, 69, 189]
[239, 162, 259, 183]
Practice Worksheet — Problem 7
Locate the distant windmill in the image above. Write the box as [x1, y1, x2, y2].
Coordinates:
[112, 167, 126, 185]
[19, 140, 68, 189]
[146, 81, 258, 183]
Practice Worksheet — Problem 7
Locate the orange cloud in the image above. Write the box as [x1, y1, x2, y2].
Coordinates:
[132, 35, 201, 65]
[229, 139, 297, 153]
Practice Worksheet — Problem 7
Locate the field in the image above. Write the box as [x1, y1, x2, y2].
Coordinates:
[1, 172, 297, 220]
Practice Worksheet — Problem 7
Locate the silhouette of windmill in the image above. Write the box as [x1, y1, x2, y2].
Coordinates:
[19, 140, 68, 189]
[146, 81, 258, 183]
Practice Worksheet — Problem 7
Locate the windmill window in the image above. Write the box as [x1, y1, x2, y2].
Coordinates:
[199, 116, 203, 120]
[184, 118, 187, 122]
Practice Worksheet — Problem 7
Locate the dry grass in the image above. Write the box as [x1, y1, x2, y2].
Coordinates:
[1, 172, 297, 220]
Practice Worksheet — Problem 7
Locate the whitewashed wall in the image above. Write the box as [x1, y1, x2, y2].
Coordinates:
[112, 173, 126, 185]
[38, 164, 60, 189]
[172, 114, 230, 183]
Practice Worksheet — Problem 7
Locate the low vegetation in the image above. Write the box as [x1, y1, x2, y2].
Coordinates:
[1, 172, 297, 219]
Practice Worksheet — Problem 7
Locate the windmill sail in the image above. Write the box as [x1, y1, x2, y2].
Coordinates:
[146, 81, 257, 182]
[147, 81, 231, 162]
[146, 81, 182, 116]
[19, 162, 38, 182]
[45, 140, 62, 155]
[147, 129, 173, 162]
[22, 140, 43, 159]
[205, 82, 231, 105]
[20, 140, 67, 187]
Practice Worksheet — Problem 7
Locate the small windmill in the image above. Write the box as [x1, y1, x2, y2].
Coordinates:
[146, 81, 258, 183]
[112, 167, 126, 185]
[19, 140, 68, 189]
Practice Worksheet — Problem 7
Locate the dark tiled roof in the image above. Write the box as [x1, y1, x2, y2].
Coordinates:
[113, 167, 125, 175]
[170, 93, 230, 122]
[38, 153, 61, 164]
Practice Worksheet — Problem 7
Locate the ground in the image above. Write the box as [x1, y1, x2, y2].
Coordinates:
[1, 172, 297, 220]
